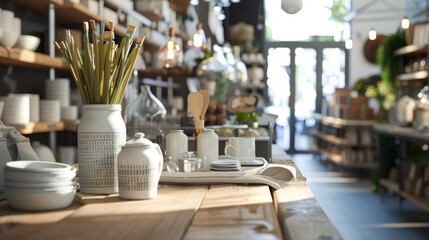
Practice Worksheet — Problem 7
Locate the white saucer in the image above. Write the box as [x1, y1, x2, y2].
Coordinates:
[219, 155, 267, 166]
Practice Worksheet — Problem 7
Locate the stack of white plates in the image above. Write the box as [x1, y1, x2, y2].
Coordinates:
[61, 105, 78, 120]
[4, 161, 77, 211]
[2, 95, 30, 125]
[0, 10, 20, 48]
[40, 100, 60, 122]
[45, 78, 70, 107]
[8, 94, 39, 122]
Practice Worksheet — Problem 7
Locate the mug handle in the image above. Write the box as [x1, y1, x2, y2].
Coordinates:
[224, 144, 236, 158]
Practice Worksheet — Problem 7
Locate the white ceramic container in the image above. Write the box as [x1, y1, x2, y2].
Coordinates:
[4, 169, 77, 182]
[165, 129, 188, 165]
[4, 179, 77, 189]
[78, 104, 126, 194]
[31, 141, 57, 162]
[197, 129, 219, 168]
[117, 132, 164, 200]
[14, 35, 40, 51]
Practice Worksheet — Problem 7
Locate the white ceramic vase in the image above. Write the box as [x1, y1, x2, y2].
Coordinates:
[78, 104, 126, 194]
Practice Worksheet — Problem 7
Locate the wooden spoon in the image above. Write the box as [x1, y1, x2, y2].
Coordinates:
[188, 92, 204, 129]
[199, 89, 210, 121]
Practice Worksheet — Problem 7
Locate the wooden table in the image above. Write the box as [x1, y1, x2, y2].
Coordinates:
[0, 146, 342, 240]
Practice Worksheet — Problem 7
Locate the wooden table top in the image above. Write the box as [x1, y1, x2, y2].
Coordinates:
[0, 146, 342, 240]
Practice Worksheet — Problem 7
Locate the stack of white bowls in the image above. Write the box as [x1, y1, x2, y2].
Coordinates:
[8, 94, 39, 122]
[0, 9, 20, 48]
[4, 161, 77, 211]
[2, 95, 30, 125]
[45, 79, 70, 107]
[40, 100, 61, 122]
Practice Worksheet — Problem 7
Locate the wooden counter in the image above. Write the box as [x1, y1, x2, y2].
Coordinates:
[0, 145, 342, 240]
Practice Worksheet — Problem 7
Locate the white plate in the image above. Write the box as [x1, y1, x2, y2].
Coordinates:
[219, 155, 267, 166]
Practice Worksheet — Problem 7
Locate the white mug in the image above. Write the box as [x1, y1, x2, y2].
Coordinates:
[224, 137, 255, 159]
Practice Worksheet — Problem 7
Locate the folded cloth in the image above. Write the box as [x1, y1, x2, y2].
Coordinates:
[160, 164, 296, 190]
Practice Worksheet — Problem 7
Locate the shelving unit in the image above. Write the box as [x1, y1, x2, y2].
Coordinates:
[375, 124, 429, 213]
[311, 113, 376, 168]
[394, 44, 429, 86]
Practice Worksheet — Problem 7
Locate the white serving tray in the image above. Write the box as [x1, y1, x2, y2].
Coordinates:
[161, 157, 268, 179]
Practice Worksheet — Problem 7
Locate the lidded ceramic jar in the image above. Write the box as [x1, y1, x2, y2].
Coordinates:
[166, 130, 188, 165]
[117, 132, 164, 200]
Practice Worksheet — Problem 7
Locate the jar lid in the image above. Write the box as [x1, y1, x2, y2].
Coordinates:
[170, 129, 184, 133]
[123, 132, 154, 148]
[203, 129, 215, 133]
[180, 151, 200, 162]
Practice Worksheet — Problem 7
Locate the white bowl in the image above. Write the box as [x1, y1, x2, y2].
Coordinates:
[5, 160, 71, 173]
[5, 187, 76, 211]
[4, 179, 77, 189]
[0, 30, 19, 48]
[4, 179, 77, 191]
[4, 168, 77, 182]
[14, 35, 40, 51]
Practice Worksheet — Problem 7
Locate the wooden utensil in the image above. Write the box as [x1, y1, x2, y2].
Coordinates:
[188, 92, 204, 155]
[199, 89, 209, 121]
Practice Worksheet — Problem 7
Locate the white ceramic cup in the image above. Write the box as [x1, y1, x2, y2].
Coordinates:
[224, 137, 255, 159]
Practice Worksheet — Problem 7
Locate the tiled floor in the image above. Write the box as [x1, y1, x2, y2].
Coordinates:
[290, 154, 429, 240]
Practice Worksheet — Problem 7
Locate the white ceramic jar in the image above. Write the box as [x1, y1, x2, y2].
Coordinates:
[166, 130, 188, 165]
[197, 129, 219, 168]
[117, 132, 164, 200]
[78, 104, 126, 194]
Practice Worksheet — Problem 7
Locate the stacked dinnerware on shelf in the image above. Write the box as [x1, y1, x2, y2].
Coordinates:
[0, 9, 21, 48]
[40, 100, 61, 122]
[46, 78, 70, 107]
[2, 95, 30, 125]
[4, 161, 77, 211]
[8, 94, 40, 122]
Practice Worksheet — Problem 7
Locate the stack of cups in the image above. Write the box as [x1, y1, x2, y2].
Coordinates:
[8, 94, 39, 122]
[40, 100, 61, 122]
[2, 95, 30, 125]
[45, 78, 70, 107]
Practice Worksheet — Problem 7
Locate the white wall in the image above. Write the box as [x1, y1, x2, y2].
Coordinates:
[349, 0, 405, 87]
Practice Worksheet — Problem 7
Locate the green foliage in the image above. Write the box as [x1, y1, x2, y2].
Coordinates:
[376, 29, 406, 93]
[327, 0, 347, 23]
[353, 75, 380, 95]
[235, 111, 258, 123]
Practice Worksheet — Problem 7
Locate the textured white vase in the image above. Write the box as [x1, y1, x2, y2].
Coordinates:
[78, 104, 126, 194]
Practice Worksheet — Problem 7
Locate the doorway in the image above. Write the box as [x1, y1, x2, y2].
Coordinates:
[264, 41, 349, 153]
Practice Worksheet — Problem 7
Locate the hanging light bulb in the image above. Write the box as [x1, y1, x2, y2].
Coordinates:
[159, 28, 183, 68]
[218, 10, 226, 21]
[368, 29, 377, 40]
[193, 22, 206, 48]
[281, 0, 303, 14]
[345, 39, 353, 49]
[402, 17, 410, 29]
[190, 0, 199, 5]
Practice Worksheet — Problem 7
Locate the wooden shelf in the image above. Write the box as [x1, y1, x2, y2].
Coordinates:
[169, 0, 189, 14]
[137, 10, 164, 22]
[64, 120, 79, 132]
[380, 178, 429, 213]
[7, 121, 65, 134]
[309, 129, 373, 147]
[312, 113, 376, 128]
[394, 44, 427, 57]
[396, 70, 428, 81]
[138, 68, 195, 78]
[0, 47, 68, 70]
[374, 123, 429, 143]
[379, 178, 400, 193]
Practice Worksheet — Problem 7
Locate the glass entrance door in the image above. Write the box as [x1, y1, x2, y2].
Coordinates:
[265, 42, 348, 153]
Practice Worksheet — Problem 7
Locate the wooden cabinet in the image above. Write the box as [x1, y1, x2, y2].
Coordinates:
[311, 113, 376, 168]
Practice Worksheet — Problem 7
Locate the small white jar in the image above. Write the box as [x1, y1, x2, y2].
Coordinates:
[197, 129, 219, 168]
[166, 130, 188, 165]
